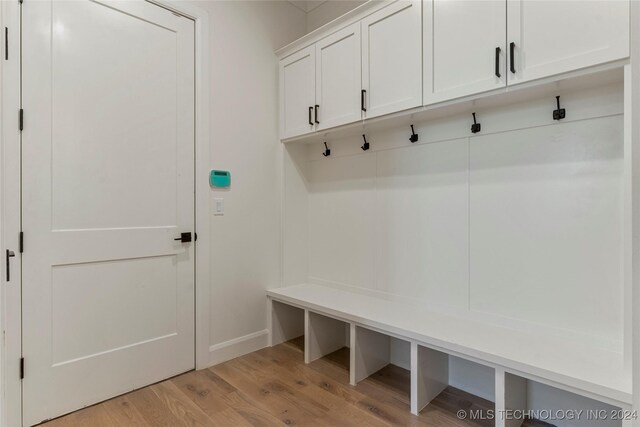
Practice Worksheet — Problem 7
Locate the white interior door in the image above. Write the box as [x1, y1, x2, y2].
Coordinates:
[361, 0, 422, 119]
[21, 1, 195, 425]
[315, 23, 362, 130]
[507, 0, 629, 85]
[280, 46, 316, 139]
[424, 0, 506, 105]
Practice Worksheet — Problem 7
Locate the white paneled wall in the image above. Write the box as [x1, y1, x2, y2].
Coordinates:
[285, 81, 625, 351]
[376, 139, 469, 308]
[283, 142, 310, 288]
[308, 154, 377, 289]
[469, 116, 624, 343]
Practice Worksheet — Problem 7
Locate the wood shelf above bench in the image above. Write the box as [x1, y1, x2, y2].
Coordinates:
[267, 284, 631, 410]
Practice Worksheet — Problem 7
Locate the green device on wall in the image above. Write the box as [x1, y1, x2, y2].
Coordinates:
[210, 170, 231, 188]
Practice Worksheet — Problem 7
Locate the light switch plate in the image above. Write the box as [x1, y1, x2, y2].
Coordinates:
[214, 198, 224, 216]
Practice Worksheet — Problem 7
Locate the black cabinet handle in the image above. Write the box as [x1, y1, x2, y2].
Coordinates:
[495, 47, 501, 78]
[510, 42, 516, 74]
[361, 90, 367, 112]
[314, 105, 319, 124]
[308, 106, 313, 125]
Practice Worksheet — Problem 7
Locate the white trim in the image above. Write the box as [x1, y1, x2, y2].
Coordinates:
[147, 0, 211, 371]
[1, 1, 23, 426]
[630, 0, 640, 417]
[209, 330, 269, 366]
[624, 64, 633, 372]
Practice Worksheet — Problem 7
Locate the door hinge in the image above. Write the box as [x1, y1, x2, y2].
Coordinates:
[19, 109, 23, 131]
[19, 232, 23, 253]
[6, 250, 15, 282]
[19, 358, 24, 379]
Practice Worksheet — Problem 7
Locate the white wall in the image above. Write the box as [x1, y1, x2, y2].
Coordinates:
[183, 0, 306, 364]
[305, 0, 366, 33]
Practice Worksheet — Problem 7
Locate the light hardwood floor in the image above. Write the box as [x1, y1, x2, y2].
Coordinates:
[41, 339, 498, 427]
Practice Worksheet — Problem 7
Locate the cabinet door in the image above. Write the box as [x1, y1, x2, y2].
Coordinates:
[316, 23, 362, 131]
[280, 46, 316, 139]
[361, 0, 422, 119]
[507, 0, 629, 85]
[424, 0, 506, 105]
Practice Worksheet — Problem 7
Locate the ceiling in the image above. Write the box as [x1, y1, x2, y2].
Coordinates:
[287, 0, 327, 13]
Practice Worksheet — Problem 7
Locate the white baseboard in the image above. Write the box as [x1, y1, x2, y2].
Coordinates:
[208, 329, 269, 366]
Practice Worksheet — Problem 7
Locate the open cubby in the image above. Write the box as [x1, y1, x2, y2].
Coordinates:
[413, 344, 495, 425]
[305, 310, 350, 370]
[502, 373, 624, 427]
[270, 299, 305, 355]
[351, 326, 412, 405]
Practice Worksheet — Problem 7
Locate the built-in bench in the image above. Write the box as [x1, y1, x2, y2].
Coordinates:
[268, 284, 632, 427]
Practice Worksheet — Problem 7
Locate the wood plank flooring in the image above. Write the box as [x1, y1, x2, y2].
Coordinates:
[41, 340, 500, 427]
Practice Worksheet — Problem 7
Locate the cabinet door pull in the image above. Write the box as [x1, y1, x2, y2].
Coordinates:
[361, 90, 367, 112]
[510, 42, 516, 74]
[314, 105, 320, 124]
[308, 106, 313, 125]
[495, 47, 501, 78]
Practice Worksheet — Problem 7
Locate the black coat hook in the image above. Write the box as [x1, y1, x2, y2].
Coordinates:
[322, 142, 331, 157]
[471, 112, 481, 134]
[361, 134, 370, 151]
[409, 125, 419, 143]
[553, 96, 566, 120]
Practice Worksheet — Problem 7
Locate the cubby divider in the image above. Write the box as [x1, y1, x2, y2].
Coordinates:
[495, 368, 527, 427]
[410, 342, 448, 415]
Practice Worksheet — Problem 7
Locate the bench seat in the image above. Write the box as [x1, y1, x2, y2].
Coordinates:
[267, 283, 631, 407]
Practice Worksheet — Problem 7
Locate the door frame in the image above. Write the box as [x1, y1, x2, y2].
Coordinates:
[0, 1, 210, 425]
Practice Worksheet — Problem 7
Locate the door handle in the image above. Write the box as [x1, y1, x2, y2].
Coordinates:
[308, 106, 313, 125]
[510, 42, 516, 74]
[6, 250, 15, 282]
[174, 232, 192, 243]
[314, 105, 319, 124]
[495, 47, 501, 78]
[361, 90, 367, 112]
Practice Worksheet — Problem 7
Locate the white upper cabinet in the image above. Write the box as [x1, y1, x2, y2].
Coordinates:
[280, 46, 316, 139]
[361, 1, 422, 119]
[278, 0, 630, 140]
[507, 0, 629, 85]
[424, 0, 506, 105]
[315, 23, 362, 131]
